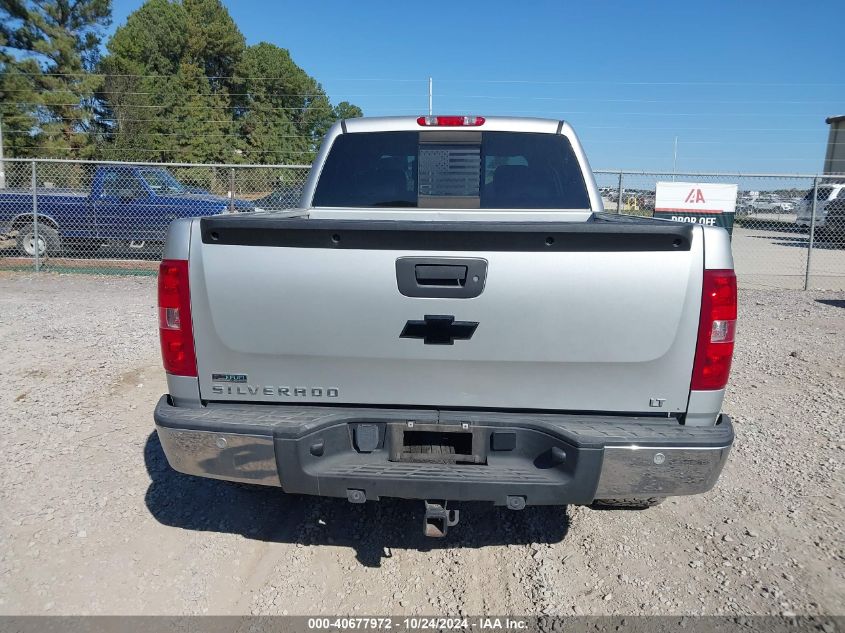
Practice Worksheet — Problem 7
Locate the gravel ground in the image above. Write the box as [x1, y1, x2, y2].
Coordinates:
[0, 271, 842, 616]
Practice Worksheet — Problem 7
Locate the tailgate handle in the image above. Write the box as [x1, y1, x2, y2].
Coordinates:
[415, 264, 467, 287]
[396, 257, 487, 298]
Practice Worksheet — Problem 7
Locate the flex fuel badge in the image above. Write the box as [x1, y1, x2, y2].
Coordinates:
[211, 373, 248, 383]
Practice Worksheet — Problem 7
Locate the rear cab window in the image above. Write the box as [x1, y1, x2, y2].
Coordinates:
[139, 169, 187, 194]
[312, 131, 590, 209]
[99, 169, 146, 199]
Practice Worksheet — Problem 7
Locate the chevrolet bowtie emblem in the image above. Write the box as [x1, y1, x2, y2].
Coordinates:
[400, 315, 479, 345]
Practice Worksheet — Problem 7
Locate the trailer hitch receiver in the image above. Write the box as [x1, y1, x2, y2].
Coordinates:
[423, 500, 459, 537]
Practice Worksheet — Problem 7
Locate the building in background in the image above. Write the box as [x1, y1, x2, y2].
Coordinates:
[824, 115, 845, 174]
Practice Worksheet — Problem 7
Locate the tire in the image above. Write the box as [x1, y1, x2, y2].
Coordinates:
[816, 228, 843, 245]
[590, 497, 665, 510]
[16, 222, 61, 258]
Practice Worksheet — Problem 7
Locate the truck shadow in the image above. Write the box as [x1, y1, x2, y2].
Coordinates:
[142, 432, 570, 567]
[735, 221, 805, 235]
[749, 234, 845, 250]
[817, 299, 845, 309]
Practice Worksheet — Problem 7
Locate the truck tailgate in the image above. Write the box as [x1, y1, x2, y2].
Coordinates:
[189, 216, 702, 414]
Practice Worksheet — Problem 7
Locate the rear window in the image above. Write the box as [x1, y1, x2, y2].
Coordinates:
[312, 131, 590, 209]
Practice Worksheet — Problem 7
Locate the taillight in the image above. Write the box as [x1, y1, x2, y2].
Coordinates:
[691, 269, 737, 391]
[416, 115, 485, 127]
[158, 259, 197, 377]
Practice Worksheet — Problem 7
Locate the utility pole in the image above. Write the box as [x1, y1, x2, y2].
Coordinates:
[0, 114, 6, 189]
[672, 136, 678, 181]
[428, 77, 433, 115]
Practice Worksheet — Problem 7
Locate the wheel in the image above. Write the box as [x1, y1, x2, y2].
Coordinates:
[590, 497, 665, 510]
[16, 222, 61, 258]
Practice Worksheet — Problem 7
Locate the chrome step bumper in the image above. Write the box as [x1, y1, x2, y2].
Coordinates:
[154, 396, 733, 504]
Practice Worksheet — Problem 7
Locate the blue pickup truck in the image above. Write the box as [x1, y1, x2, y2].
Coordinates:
[0, 165, 252, 257]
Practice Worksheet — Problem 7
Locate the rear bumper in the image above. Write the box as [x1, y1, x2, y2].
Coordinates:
[153, 396, 733, 505]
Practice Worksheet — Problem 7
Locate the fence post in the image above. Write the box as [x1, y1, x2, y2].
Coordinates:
[804, 177, 819, 291]
[31, 160, 40, 272]
[616, 172, 623, 213]
[229, 168, 235, 213]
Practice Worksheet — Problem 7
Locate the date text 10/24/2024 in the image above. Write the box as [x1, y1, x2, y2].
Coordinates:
[307, 618, 529, 631]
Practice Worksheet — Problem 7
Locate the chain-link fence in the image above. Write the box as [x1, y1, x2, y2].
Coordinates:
[593, 170, 845, 290]
[1, 158, 843, 289]
[0, 159, 310, 274]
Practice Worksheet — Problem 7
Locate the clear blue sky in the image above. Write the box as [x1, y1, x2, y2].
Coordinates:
[110, 0, 844, 174]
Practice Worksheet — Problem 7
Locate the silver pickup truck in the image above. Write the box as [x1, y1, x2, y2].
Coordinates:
[153, 116, 736, 536]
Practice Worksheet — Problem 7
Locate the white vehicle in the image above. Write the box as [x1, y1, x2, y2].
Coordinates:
[749, 195, 792, 213]
[795, 183, 845, 228]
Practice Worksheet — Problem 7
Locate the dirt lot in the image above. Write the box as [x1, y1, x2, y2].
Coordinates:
[730, 224, 844, 291]
[0, 271, 842, 616]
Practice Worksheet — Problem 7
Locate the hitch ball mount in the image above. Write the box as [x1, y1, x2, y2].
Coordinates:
[423, 500, 460, 537]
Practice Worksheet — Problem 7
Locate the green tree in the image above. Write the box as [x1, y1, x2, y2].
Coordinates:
[236, 43, 360, 163]
[183, 0, 244, 91]
[94, 0, 186, 160]
[168, 62, 241, 163]
[0, 0, 111, 158]
[333, 101, 363, 120]
[0, 57, 42, 158]
[5, 0, 364, 163]
[236, 43, 310, 163]
[101, 0, 186, 76]
[98, 0, 244, 162]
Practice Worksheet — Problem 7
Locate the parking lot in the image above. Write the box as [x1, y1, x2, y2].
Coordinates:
[731, 224, 844, 290]
[1, 271, 842, 616]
